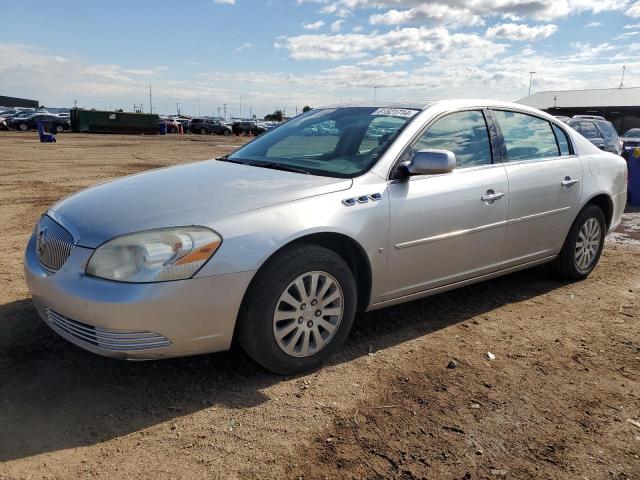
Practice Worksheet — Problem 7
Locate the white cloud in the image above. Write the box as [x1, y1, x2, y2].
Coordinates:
[300, 0, 628, 23]
[485, 23, 558, 41]
[212, 0, 235, 4]
[280, 26, 507, 62]
[369, 4, 484, 27]
[352, 25, 364, 32]
[357, 53, 413, 67]
[232, 42, 253, 53]
[627, 1, 640, 16]
[624, 22, 640, 28]
[585, 21, 602, 27]
[302, 20, 325, 30]
[331, 20, 344, 32]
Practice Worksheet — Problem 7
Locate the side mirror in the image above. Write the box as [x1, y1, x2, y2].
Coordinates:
[402, 149, 456, 176]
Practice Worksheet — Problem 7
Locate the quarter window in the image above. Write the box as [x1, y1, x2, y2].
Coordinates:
[411, 110, 492, 168]
[552, 124, 571, 156]
[494, 110, 560, 161]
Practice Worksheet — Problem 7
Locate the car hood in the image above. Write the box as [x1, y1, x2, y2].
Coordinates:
[49, 160, 352, 248]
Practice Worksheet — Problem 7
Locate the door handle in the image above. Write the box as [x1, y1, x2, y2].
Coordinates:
[561, 176, 579, 188]
[481, 190, 505, 203]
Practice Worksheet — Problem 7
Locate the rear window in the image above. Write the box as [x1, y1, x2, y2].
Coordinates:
[494, 110, 560, 161]
[577, 121, 602, 139]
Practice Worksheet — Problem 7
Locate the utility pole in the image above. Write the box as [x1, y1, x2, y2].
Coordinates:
[217, 106, 221, 118]
[374, 86, 378, 99]
[223, 103, 227, 119]
[149, 84, 153, 115]
[249, 106, 252, 119]
[74, 99, 78, 108]
[620, 65, 626, 88]
[239, 96, 242, 119]
[528, 71, 536, 96]
[176, 103, 180, 116]
[197, 100, 201, 117]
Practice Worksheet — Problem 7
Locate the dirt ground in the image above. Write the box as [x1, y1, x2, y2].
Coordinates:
[0, 131, 639, 480]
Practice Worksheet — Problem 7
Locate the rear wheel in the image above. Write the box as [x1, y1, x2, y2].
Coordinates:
[237, 244, 357, 375]
[19, 123, 28, 131]
[200, 127, 207, 135]
[551, 204, 606, 280]
[223, 129, 231, 136]
[55, 124, 64, 133]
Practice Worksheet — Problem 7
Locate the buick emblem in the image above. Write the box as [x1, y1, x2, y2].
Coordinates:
[36, 227, 47, 256]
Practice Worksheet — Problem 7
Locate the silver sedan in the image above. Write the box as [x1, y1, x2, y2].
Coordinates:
[24, 100, 628, 374]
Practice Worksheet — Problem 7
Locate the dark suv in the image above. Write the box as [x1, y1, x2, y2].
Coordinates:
[233, 121, 267, 136]
[190, 118, 231, 135]
[566, 118, 622, 155]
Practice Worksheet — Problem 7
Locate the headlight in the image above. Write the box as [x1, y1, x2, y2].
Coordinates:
[86, 227, 221, 283]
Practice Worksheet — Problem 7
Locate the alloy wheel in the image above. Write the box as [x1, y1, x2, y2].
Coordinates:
[272, 271, 344, 357]
[575, 217, 601, 271]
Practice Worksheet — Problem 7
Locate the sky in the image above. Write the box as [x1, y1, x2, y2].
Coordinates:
[1, 0, 640, 118]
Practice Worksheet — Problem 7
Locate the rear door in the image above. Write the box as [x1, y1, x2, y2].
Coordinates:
[492, 109, 582, 268]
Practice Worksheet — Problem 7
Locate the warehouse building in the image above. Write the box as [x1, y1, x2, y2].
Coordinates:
[0, 95, 39, 108]
[517, 87, 640, 133]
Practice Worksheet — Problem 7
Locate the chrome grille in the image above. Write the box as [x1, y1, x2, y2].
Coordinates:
[36, 216, 75, 272]
[46, 309, 171, 351]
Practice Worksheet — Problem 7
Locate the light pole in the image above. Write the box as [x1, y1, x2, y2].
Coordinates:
[374, 86, 378, 99]
[620, 65, 626, 88]
[149, 84, 153, 115]
[176, 103, 180, 116]
[198, 100, 201, 117]
[239, 96, 242, 119]
[528, 71, 536, 96]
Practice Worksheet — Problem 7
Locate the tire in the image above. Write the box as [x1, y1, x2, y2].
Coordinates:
[223, 129, 231, 136]
[550, 204, 606, 280]
[200, 127, 207, 135]
[237, 244, 358, 375]
[55, 124, 64, 133]
[19, 123, 28, 131]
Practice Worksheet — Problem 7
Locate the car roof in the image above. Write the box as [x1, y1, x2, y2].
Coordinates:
[318, 99, 559, 117]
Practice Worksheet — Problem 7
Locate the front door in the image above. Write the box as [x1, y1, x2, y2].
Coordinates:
[386, 110, 509, 300]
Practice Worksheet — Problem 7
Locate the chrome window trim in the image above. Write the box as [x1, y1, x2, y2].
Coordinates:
[395, 220, 508, 249]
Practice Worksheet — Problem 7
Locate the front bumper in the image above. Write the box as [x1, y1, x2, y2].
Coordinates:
[24, 233, 254, 359]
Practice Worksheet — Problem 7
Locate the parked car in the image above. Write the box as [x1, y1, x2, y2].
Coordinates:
[621, 128, 640, 156]
[7, 113, 70, 132]
[24, 100, 627, 374]
[566, 118, 622, 155]
[0, 116, 7, 131]
[190, 118, 232, 135]
[233, 120, 267, 135]
[174, 117, 192, 133]
[553, 115, 571, 123]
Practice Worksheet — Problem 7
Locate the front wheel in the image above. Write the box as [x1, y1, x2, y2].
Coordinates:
[551, 204, 606, 280]
[55, 124, 64, 133]
[19, 123, 28, 131]
[223, 129, 231, 136]
[200, 127, 207, 135]
[237, 244, 357, 375]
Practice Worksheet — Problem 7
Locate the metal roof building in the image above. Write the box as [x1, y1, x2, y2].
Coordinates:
[517, 87, 640, 133]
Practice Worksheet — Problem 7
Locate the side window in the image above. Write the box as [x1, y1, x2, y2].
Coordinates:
[552, 124, 571, 156]
[494, 110, 559, 161]
[579, 121, 601, 139]
[411, 110, 492, 168]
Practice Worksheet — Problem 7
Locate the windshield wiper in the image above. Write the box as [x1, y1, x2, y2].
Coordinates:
[217, 156, 249, 165]
[258, 162, 310, 175]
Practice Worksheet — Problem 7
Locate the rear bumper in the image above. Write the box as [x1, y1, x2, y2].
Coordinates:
[24, 233, 254, 359]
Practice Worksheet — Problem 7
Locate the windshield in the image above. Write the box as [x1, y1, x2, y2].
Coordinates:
[623, 128, 640, 137]
[227, 107, 419, 177]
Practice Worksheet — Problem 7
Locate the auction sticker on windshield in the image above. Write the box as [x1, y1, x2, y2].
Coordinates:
[371, 108, 419, 118]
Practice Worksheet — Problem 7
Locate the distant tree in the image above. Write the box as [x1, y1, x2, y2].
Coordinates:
[264, 109, 284, 122]
[302, 105, 312, 113]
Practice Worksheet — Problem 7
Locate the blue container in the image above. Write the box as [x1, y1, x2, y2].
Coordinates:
[159, 122, 167, 135]
[629, 153, 640, 206]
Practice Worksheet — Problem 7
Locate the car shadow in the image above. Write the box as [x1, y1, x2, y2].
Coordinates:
[0, 265, 561, 462]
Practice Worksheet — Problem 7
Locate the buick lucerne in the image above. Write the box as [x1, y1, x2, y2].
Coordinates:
[24, 100, 628, 374]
